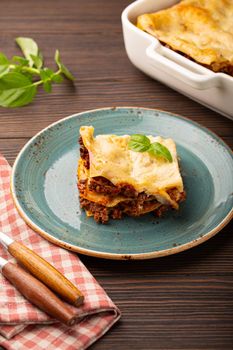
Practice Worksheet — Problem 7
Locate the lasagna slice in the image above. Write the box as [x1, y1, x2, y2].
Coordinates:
[137, 0, 233, 75]
[78, 126, 185, 223]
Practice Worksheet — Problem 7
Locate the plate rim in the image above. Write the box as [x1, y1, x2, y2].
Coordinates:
[11, 107, 233, 260]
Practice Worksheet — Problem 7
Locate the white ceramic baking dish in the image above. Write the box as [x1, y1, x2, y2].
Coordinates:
[121, 0, 233, 120]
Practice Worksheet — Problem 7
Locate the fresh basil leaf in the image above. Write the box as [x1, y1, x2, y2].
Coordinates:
[0, 86, 36, 107]
[12, 65, 31, 78]
[0, 71, 32, 89]
[11, 57, 34, 77]
[128, 134, 151, 152]
[30, 54, 43, 69]
[0, 53, 9, 65]
[40, 67, 54, 81]
[60, 62, 75, 81]
[0, 66, 10, 78]
[38, 51, 43, 65]
[12, 56, 29, 66]
[40, 68, 64, 90]
[55, 49, 74, 81]
[43, 80, 52, 93]
[15, 37, 39, 67]
[148, 142, 173, 162]
[0, 53, 10, 77]
[0, 38, 75, 107]
[0, 72, 36, 107]
[44, 68, 54, 77]
[51, 73, 63, 83]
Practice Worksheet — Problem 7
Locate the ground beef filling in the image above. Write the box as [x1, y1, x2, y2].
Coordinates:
[88, 177, 138, 197]
[80, 190, 185, 223]
[80, 197, 166, 224]
[78, 137, 185, 223]
[79, 136, 90, 169]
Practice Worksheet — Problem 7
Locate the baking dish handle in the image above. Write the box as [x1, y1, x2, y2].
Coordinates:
[146, 44, 220, 90]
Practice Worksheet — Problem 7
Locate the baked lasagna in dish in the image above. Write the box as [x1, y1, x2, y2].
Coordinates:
[78, 126, 185, 223]
[137, 0, 233, 76]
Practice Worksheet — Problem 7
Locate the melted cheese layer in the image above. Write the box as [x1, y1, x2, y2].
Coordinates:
[79, 126, 184, 199]
[137, 0, 233, 70]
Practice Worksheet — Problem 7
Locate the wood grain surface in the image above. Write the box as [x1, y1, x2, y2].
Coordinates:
[0, 0, 232, 349]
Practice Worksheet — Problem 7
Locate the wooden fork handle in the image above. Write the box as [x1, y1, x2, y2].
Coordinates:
[8, 241, 84, 307]
[2, 262, 78, 326]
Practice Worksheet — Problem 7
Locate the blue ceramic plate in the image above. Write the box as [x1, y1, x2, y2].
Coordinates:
[11, 108, 233, 259]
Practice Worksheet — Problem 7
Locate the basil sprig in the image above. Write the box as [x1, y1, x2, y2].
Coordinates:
[0, 37, 74, 108]
[128, 134, 173, 162]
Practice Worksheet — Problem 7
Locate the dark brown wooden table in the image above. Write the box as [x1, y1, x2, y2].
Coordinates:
[1, 1, 233, 349]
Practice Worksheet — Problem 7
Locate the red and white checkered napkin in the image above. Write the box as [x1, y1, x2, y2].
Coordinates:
[0, 155, 121, 350]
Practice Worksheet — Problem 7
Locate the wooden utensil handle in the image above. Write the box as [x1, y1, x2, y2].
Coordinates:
[8, 241, 84, 307]
[2, 262, 77, 326]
